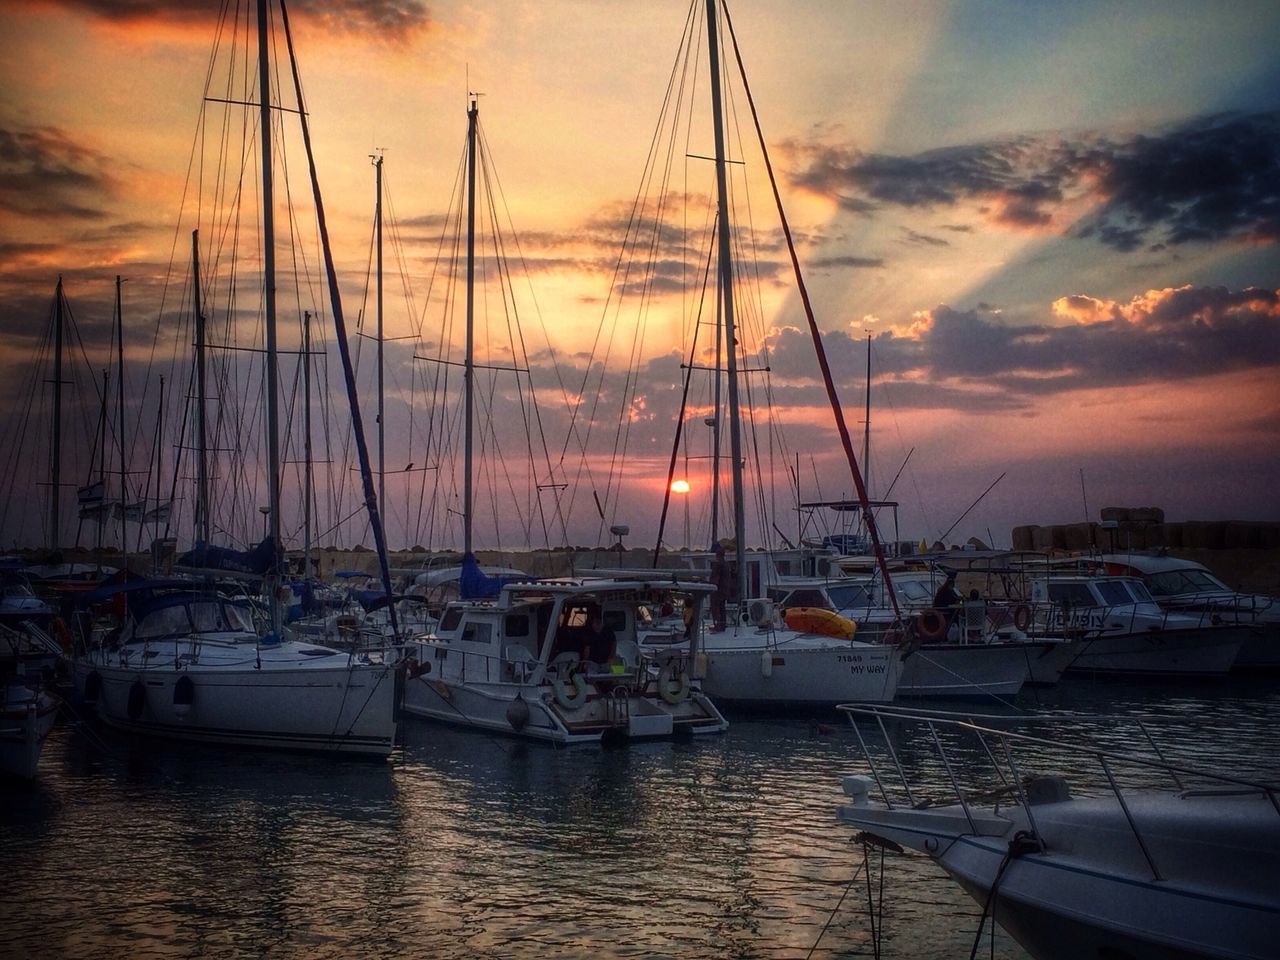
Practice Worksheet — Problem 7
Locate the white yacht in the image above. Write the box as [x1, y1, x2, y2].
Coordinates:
[1101, 554, 1278, 669]
[74, 583, 396, 755]
[835, 703, 1280, 960]
[401, 577, 728, 745]
[1031, 573, 1248, 676]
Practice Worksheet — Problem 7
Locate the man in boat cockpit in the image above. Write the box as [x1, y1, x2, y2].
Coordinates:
[580, 610, 617, 668]
[933, 573, 962, 638]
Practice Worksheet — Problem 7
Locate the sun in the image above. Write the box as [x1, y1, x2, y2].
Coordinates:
[670, 479, 691, 494]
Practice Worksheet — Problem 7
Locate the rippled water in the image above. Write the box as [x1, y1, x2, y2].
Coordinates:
[4, 677, 1278, 959]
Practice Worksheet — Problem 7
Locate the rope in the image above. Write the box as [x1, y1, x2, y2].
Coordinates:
[967, 830, 1038, 960]
[805, 840, 869, 959]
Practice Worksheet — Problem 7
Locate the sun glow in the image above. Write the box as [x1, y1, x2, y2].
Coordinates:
[670, 479, 691, 494]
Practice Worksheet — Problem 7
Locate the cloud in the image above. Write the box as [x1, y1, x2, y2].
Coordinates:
[756, 284, 1280, 411]
[789, 112, 1280, 251]
[0, 125, 116, 221]
[36, 0, 434, 39]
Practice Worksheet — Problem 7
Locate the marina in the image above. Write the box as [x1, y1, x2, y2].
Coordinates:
[2, 0, 1278, 956]
[3, 677, 1277, 958]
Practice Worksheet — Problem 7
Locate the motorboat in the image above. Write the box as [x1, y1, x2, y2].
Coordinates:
[1, 628, 60, 778]
[1101, 554, 1278, 669]
[73, 580, 396, 756]
[834, 703, 1280, 960]
[401, 576, 728, 745]
[1031, 572, 1248, 676]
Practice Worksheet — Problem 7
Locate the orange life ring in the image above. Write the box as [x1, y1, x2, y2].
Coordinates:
[915, 608, 948, 642]
[1012, 604, 1032, 632]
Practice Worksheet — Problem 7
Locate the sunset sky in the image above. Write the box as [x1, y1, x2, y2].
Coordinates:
[1, 0, 1278, 555]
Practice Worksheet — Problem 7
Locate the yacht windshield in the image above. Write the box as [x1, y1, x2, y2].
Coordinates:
[190, 600, 253, 633]
[1094, 581, 1132, 606]
[827, 583, 871, 609]
[1145, 568, 1231, 596]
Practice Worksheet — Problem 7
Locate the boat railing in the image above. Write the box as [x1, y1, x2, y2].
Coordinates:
[837, 702, 1280, 879]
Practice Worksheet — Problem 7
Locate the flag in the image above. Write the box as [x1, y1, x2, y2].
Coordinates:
[77, 480, 105, 504]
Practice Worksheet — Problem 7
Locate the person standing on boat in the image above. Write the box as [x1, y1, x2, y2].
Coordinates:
[933, 573, 962, 639]
[580, 612, 617, 667]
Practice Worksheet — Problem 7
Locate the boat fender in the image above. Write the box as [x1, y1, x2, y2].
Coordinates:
[406, 657, 431, 678]
[127, 679, 146, 720]
[432, 679, 452, 702]
[553, 674, 589, 710]
[83, 670, 102, 704]
[173, 675, 195, 718]
[658, 664, 691, 704]
[760, 648, 773, 678]
[506, 696, 531, 731]
[915, 608, 948, 642]
[1012, 604, 1032, 632]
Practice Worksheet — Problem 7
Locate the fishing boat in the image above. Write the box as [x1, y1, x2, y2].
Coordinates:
[401, 575, 728, 744]
[71, 0, 399, 756]
[1100, 553, 1278, 669]
[835, 703, 1280, 960]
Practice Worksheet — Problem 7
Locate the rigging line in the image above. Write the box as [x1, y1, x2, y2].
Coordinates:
[722, 0, 901, 620]
[279, 0, 398, 629]
[939, 472, 1007, 544]
[653, 222, 718, 563]
[804, 850, 869, 960]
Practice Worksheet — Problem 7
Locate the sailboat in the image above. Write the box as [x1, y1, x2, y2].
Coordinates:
[71, 0, 398, 756]
[399, 98, 728, 743]
[627, 0, 902, 708]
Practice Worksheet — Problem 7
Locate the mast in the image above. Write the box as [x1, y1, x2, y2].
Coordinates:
[463, 96, 478, 556]
[705, 0, 748, 604]
[148, 375, 164, 550]
[258, 0, 283, 632]
[863, 333, 871, 494]
[115, 275, 128, 558]
[374, 154, 385, 524]
[303, 309, 313, 579]
[48, 277, 65, 551]
[96, 368, 108, 553]
[192, 229, 210, 545]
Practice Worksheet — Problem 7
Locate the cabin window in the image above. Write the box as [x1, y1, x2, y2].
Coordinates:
[504, 614, 530, 638]
[135, 605, 191, 639]
[604, 610, 627, 634]
[1047, 583, 1096, 607]
[1094, 581, 1132, 606]
[439, 607, 464, 632]
[1124, 581, 1154, 603]
[827, 584, 870, 609]
[190, 602, 231, 633]
[782, 588, 830, 610]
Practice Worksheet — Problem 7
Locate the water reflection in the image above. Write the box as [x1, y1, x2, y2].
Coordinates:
[3, 678, 1277, 958]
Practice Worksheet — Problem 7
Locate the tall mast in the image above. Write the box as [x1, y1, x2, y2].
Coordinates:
[96, 368, 108, 553]
[705, 0, 747, 604]
[463, 96, 478, 556]
[48, 277, 65, 551]
[152, 375, 165, 548]
[192, 229, 210, 545]
[374, 154, 385, 526]
[303, 309, 313, 579]
[258, 0, 283, 630]
[115, 275, 128, 558]
[862, 333, 871, 497]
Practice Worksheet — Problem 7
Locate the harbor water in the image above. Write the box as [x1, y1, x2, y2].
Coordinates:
[5, 677, 1279, 959]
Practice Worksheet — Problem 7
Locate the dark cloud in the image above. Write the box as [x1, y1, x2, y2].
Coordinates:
[789, 112, 1280, 251]
[808, 255, 885, 269]
[900, 229, 948, 248]
[48, 0, 433, 38]
[0, 125, 115, 221]
[759, 284, 1280, 411]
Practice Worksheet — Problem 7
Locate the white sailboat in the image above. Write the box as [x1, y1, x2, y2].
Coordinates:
[72, 0, 397, 756]
[642, 0, 902, 708]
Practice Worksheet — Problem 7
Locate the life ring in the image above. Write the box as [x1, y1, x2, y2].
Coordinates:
[1012, 604, 1032, 632]
[657, 664, 691, 704]
[127, 679, 147, 720]
[915, 608, 948, 642]
[553, 674, 589, 710]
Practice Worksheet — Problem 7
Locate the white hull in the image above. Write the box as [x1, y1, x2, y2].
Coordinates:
[839, 791, 1280, 960]
[1067, 626, 1246, 676]
[1235, 623, 1280, 669]
[897, 644, 1030, 698]
[74, 647, 397, 756]
[401, 673, 726, 746]
[1, 686, 59, 779]
[699, 632, 899, 706]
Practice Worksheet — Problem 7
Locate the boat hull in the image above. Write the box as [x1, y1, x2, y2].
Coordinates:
[73, 649, 397, 756]
[699, 635, 899, 707]
[839, 791, 1280, 960]
[400, 674, 727, 746]
[897, 643, 1034, 698]
[1, 688, 59, 779]
[1067, 625, 1247, 676]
